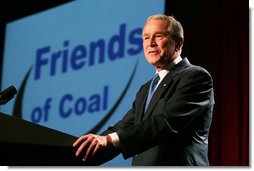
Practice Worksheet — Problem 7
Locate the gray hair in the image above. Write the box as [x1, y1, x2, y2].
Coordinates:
[146, 14, 184, 42]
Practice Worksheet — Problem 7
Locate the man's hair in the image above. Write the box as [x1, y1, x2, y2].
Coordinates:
[146, 14, 184, 42]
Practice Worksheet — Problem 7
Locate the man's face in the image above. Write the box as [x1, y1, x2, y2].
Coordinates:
[142, 19, 176, 70]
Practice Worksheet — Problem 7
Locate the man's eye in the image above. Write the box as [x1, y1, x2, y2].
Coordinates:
[143, 36, 149, 40]
[155, 34, 163, 38]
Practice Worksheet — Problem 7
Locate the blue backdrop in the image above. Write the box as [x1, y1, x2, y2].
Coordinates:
[0, 0, 165, 166]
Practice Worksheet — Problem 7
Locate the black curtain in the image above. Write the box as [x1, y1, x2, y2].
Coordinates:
[165, 0, 249, 166]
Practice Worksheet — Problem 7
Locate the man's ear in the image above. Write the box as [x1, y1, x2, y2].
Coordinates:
[175, 37, 184, 51]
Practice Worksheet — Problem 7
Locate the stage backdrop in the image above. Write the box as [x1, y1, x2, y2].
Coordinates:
[0, 0, 165, 166]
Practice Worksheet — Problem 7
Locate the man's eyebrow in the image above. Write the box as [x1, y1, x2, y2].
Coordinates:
[142, 31, 168, 36]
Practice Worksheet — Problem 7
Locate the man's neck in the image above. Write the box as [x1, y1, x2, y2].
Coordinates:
[155, 56, 182, 72]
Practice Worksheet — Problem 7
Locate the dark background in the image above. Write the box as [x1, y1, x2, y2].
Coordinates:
[0, 0, 249, 166]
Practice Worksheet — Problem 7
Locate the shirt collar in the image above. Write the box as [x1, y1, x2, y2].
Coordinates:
[156, 56, 182, 79]
[167, 56, 182, 71]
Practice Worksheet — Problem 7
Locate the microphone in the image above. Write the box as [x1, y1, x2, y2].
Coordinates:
[0, 86, 17, 105]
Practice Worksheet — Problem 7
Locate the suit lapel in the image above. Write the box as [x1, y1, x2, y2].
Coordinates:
[142, 58, 191, 120]
[142, 74, 173, 120]
[136, 82, 150, 122]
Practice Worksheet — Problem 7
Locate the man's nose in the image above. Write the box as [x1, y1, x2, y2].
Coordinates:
[149, 37, 157, 47]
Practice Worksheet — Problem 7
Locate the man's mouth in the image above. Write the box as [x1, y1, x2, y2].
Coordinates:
[149, 50, 159, 55]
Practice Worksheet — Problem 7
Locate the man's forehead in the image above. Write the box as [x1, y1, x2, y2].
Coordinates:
[142, 24, 169, 35]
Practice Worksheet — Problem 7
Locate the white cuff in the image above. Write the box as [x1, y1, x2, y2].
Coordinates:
[108, 132, 120, 148]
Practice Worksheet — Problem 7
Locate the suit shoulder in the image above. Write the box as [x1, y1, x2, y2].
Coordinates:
[174, 64, 213, 85]
[184, 64, 212, 79]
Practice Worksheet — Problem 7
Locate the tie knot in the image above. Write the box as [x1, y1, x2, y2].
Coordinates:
[154, 73, 160, 80]
[153, 73, 160, 82]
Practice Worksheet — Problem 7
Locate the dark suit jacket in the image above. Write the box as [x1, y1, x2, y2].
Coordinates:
[103, 57, 215, 166]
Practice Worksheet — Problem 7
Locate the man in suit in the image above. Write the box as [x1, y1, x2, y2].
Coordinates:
[73, 14, 214, 166]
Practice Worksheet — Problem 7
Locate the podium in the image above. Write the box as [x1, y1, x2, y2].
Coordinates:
[0, 112, 84, 166]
